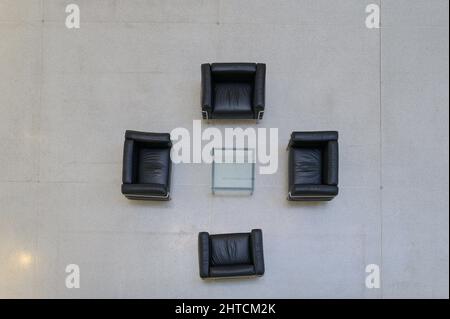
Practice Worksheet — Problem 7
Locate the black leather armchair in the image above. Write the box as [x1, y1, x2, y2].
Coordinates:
[288, 131, 339, 201]
[198, 229, 265, 279]
[121, 130, 172, 200]
[201, 63, 266, 120]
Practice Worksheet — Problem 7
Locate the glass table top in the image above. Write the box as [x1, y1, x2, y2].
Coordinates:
[211, 148, 255, 195]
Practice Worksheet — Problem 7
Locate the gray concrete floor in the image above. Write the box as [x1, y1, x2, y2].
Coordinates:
[0, 0, 448, 298]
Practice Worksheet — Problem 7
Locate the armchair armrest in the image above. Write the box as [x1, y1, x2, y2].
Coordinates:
[122, 139, 134, 184]
[250, 229, 265, 276]
[201, 64, 212, 118]
[125, 130, 172, 148]
[324, 141, 339, 185]
[198, 232, 210, 278]
[253, 63, 266, 114]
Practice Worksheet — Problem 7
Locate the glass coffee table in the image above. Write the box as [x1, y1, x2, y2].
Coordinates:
[211, 148, 255, 195]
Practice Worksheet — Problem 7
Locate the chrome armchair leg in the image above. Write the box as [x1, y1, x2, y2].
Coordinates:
[257, 110, 264, 121]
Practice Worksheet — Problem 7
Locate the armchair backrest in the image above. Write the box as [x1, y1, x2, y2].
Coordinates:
[289, 131, 338, 148]
[125, 130, 172, 148]
[211, 63, 257, 82]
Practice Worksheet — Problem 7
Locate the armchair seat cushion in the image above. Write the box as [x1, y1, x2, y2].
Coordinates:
[291, 147, 323, 185]
[213, 82, 253, 115]
[137, 147, 170, 185]
[210, 233, 252, 266]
